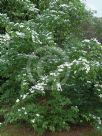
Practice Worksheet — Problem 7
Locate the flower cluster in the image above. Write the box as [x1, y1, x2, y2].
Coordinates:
[89, 114, 102, 127]
[29, 82, 47, 94]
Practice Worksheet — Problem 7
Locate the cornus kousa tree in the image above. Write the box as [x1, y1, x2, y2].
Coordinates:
[0, 0, 102, 134]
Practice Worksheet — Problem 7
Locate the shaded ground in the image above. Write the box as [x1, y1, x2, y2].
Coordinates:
[0, 125, 102, 136]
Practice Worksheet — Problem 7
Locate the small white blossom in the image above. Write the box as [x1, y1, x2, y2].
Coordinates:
[22, 107, 25, 110]
[50, 72, 58, 76]
[98, 120, 101, 125]
[24, 111, 27, 115]
[16, 31, 25, 38]
[92, 38, 101, 45]
[75, 106, 78, 108]
[40, 76, 48, 81]
[22, 94, 28, 99]
[30, 82, 46, 94]
[36, 114, 40, 117]
[58, 69, 63, 72]
[16, 99, 20, 103]
[18, 109, 21, 112]
[20, 95, 23, 98]
[87, 81, 91, 83]
[86, 66, 90, 73]
[5, 33, 10, 41]
[19, 24, 24, 28]
[82, 39, 90, 43]
[0, 122, 2, 125]
[56, 82, 62, 91]
[58, 65, 65, 69]
[97, 126, 100, 129]
[30, 89, 35, 93]
[99, 94, 102, 98]
[31, 119, 35, 123]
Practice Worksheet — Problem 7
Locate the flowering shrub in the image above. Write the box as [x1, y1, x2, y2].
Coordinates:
[0, 0, 102, 135]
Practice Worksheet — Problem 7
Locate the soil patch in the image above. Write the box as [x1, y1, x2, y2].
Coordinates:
[0, 125, 102, 136]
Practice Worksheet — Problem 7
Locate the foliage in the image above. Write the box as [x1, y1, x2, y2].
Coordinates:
[0, 0, 102, 135]
[81, 16, 102, 43]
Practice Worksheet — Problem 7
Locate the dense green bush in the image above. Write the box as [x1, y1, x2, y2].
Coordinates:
[0, 0, 102, 135]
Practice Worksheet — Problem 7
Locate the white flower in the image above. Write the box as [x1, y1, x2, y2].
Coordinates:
[97, 89, 101, 92]
[99, 94, 102, 98]
[22, 94, 27, 99]
[19, 24, 24, 28]
[24, 112, 27, 115]
[16, 99, 20, 103]
[92, 38, 101, 45]
[40, 76, 48, 81]
[98, 120, 101, 125]
[85, 65, 90, 73]
[97, 126, 100, 129]
[56, 82, 62, 91]
[99, 85, 102, 88]
[87, 81, 91, 83]
[18, 109, 21, 112]
[95, 84, 102, 88]
[64, 62, 71, 67]
[92, 115, 97, 119]
[36, 114, 40, 117]
[31, 119, 35, 123]
[94, 84, 99, 87]
[0, 122, 2, 125]
[22, 107, 25, 110]
[58, 69, 63, 72]
[30, 89, 35, 93]
[75, 106, 78, 108]
[5, 33, 10, 41]
[74, 71, 77, 74]
[32, 30, 39, 43]
[82, 39, 90, 43]
[20, 95, 23, 98]
[30, 82, 46, 94]
[50, 72, 56, 76]
[16, 31, 25, 38]
[58, 65, 64, 69]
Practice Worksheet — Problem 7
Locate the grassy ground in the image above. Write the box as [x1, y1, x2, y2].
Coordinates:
[0, 125, 102, 136]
